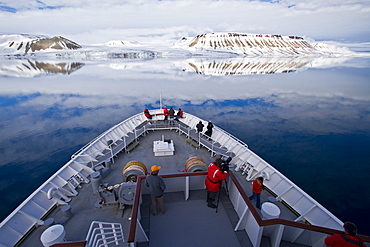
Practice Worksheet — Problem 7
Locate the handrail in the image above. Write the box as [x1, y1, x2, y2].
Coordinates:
[128, 174, 142, 243]
[7, 111, 368, 247]
[228, 171, 370, 243]
[51, 241, 87, 247]
[127, 171, 370, 244]
[71, 112, 145, 158]
[127, 172, 207, 243]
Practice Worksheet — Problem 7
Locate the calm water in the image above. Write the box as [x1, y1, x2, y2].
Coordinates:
[0, 55, 369, 235]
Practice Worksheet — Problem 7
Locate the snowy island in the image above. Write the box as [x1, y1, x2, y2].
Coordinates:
[0, 32, 359, 77]
[0, 32, 355, 57]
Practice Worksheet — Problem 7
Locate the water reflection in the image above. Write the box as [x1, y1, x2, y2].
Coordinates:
[0, 56, 369, 234]
[174, 56, 352, 75]
[0, 60, 85, 77]
[0, 55, 354, 77]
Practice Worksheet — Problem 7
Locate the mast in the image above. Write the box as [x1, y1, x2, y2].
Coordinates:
[159, 90, 162, 109]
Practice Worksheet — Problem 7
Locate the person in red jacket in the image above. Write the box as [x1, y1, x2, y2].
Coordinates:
[249, 177, 264, 209]
[325, 221, 366, 247]
[163, 106, 169, 121]
[205, 158, 228, 208]
[143, 109, 152, 119]
[175, 108, 183, 120]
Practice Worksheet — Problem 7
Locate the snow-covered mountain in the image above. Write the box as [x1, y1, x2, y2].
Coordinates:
[105, 40, 141, 47]
[174, 33, 355, 56]
[0, 32, 359, 77]
[0, 34, 81, 55]
[0, 32, 356, 58]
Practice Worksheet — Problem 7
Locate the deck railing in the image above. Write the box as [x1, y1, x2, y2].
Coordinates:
[85, 221, 125, 247]
[1, 111, 368, 246]
[127, 172, 370, 246]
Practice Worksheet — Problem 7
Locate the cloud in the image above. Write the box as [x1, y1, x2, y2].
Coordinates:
[280, 0, 370, 9]
[0, 0, 369, 44]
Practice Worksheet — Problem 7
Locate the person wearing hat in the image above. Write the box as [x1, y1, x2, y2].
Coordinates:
[146, 165, 166, 215]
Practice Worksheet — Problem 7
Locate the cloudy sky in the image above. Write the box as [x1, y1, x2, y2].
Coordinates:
[0, 0, 369, 45]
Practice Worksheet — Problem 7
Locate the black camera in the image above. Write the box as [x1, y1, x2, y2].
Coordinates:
[219, 156, 232, 172]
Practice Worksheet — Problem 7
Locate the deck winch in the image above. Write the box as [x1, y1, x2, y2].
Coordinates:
[96, 161, 147, 209]
[122, 160, 148, 182]
[118, 182, 136, 208]
[97, 182, 138, 209]
[184, 156, 207, 172]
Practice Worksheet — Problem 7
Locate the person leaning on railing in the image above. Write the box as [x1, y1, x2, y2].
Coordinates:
[144, 108, 152, 119]
[175, 108, 183, 120]
[325, 221, 366, 247]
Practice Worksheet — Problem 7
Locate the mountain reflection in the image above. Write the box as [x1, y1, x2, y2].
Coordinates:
[1, 56, 354, 77]
[174, 56, 352, 75]
[0, 60, 85, 77]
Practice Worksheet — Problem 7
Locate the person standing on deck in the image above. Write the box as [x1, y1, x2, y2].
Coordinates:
[146, 165, 166, 215]
[249, 177, 264, 209]
[168, 107, 175, 124]
[205, 158, 228, 208]
[163, 106, 169, 121]
[205, 121, 214, 138]
[325, 221, 366, 247]
[196, 121, 204, 139]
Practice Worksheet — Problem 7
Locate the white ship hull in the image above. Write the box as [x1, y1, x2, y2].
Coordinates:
[1, 110, 368, 247]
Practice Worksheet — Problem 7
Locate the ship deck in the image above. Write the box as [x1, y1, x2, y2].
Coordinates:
[20, 124, 308, 247]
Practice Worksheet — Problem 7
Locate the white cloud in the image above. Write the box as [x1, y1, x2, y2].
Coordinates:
[0, 0, 369, 44]
[280, 0, 370, 9]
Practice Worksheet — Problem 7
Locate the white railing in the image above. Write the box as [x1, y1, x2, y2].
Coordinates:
[131, 172, 347, 247]
[177, 113, 343, 231]
[0, 113, 147, 247]
[230, 146, 344, 231]
[0, 110, 346, 247]
[86, 221, 125, 247]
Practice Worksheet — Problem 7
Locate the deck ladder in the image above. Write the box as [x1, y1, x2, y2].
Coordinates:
[85, 221, 125, 247]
